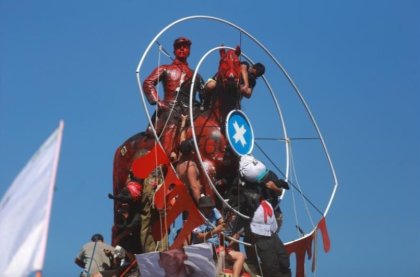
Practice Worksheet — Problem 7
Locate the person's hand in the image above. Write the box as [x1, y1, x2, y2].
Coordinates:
[213, 223, 226, 234]
[180, 114, 189, 128]
[157, 101, 169, 111]
[104, 249, 113, 257]
[181, 114, 188, 122]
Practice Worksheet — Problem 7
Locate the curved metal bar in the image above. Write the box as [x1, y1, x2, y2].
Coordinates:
[190, 46, 250, 219]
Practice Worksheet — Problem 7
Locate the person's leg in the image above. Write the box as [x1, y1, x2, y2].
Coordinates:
[227, 250, 245, 277]
[255, 236, 285, 277]
[273, 236, 291, 277]
[140, 175, 157, 253]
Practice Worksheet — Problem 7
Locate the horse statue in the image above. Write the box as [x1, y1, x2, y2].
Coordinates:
[110, 46, 244, 258]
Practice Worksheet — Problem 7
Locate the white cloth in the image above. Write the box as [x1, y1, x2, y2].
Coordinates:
[239, 154, 267, 183]
[0, 121, 64, 277]
[250, 201, 278, 237]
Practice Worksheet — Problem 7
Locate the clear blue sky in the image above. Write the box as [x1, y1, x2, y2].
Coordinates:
[1, 0, 419, 276]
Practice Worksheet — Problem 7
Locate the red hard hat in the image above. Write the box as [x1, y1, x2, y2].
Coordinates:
[173, 37, 192, 48]
[126, 181, 142, 201]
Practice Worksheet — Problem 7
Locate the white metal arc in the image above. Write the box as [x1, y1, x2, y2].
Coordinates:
[135, 15, 338, 220]
[190, 46, 250, 219]
[189, 46, 290, 208]
[237, 53, 290, 200]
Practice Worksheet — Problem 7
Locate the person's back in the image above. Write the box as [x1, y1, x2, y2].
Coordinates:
[78, 241, 114, 275]
[175, 140, 202, 204]
[75, 234, 116, 277]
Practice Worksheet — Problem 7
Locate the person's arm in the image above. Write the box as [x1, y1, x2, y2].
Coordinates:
[186, 161, 202, 204]
[74, 257, 85, 269]
[226, 231, 241, 249]
[179, 114, 188, 143]
[193, 226, 215, 241]
[240, 63, 252, 98]
[193, 216, 225, 241]
[143, 66, 165, 105]
[211, 218, 226, 235]
[265, 180, 283, 195]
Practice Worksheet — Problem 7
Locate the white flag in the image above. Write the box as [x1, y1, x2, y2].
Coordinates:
[0, 121, 64, 277]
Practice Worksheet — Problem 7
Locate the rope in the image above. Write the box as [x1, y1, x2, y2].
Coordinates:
[254, 142, 324, 216]
[289, 143, 303, 237]
[86, 241, 98, 277]
[289, 142, 316, 230]
[156, 40, 173, 61]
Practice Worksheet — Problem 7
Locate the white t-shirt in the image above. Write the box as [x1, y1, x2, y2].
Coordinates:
[239, 154, 267, 183]
[250, 200, 277, 237]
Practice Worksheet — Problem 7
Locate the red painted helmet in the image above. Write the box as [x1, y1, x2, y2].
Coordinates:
[173, 37, 192, 48]
[126, 181, 143, 201]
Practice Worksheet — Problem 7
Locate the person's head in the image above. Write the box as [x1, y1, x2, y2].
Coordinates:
[239, 154, 267, 183]
[179, 139, 194, 156]
[173, 37, 191, 61]
[198, 195, 215, 216]
[170, 151, 178, 162]
[251, 63, 265, 78]
[91, 233, 104, 242]
[158, 248, 188, 274]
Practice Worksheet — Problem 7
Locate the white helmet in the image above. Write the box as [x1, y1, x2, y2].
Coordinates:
[239, 154, 267, 183]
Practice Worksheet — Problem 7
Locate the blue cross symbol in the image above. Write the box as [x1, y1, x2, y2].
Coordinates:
[225, 110, 254, 156]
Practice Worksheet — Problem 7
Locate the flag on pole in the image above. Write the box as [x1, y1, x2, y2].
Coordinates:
[0, 121, 64, 277]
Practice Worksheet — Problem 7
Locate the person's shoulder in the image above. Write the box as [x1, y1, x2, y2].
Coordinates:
[212, 208, 222, 218]
[102, 242, 115, 250]
[187, 159, 198, 167]
[82, 241, 94, 248]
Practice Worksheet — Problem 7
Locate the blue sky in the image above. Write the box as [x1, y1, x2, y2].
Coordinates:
[1, 0, 419, 276]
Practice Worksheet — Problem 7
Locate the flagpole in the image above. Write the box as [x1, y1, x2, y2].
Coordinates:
[37, 120, 65, 272]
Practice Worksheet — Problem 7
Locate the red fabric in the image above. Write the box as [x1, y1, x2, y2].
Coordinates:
[318, 217, 331, 252]
[131, 144, 169, 179]
[126, 181, 142, 201]
[260, 200, 273, 223]
[284, 217, 331, 277]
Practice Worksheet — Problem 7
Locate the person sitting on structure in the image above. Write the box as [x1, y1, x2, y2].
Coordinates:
[175, 139, 203, 205]
[192, 196, 245, 277]
[170, 114, 189, 164]
[238, 153, 289, 228]
[204, 60, 265, 102]
[238, 61, 265, 98]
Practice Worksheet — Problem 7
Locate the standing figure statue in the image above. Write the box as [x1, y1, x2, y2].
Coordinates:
[143, 37, 204, 155]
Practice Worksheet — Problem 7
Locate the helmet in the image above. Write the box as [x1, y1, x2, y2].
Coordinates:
[239, 154, 267, 183]
[198, 196, 215, 209]
[126, 181, 143, 201]
[173, 37, 191, 48]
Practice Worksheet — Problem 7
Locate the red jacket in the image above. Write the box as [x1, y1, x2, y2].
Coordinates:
[142, 60, 195, 108]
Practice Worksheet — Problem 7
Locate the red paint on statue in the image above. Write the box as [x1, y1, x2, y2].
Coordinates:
[285, 217, 330, 277]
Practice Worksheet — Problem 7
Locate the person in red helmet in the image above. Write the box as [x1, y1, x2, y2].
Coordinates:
[143, 37, 204, 155]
